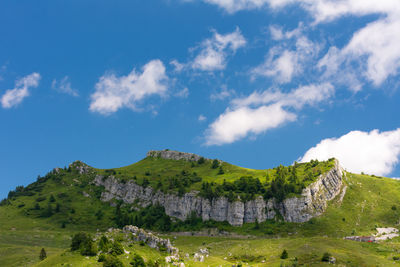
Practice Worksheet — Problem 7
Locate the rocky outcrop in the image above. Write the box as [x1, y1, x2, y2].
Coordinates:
[276, 160, 345, 222]
[122, 225, 178, 254]
[147, 149, 211, 162]
[94, 160, 345, 226]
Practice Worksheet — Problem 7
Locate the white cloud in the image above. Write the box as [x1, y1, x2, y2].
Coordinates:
[205, 104, 296, 145]
[300, 128, 400, 176]
[210, 85, 235, 101]
[170, 59, 185, 72]
[176, 87, 189, 98]
[252, 28, 319, 83]
[198, 114, 207, 122]
[1, 72, 41, 108]
[205, 83, 334, 145]
[89, 60, 168, 115]
[51, 76, 79, 97]
[192, 28, 246, 71]
[199, 0, 400, 87]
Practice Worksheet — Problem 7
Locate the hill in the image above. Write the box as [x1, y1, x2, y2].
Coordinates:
[1, 150, 400, 266]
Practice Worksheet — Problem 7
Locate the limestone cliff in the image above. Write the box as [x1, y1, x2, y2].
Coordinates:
[94, 160, 345, 226]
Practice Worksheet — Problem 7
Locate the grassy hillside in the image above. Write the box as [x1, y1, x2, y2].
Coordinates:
[1, 153, 400, 266]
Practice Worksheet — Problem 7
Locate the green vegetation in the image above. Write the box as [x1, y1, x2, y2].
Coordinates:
[2, 154, 400, 266]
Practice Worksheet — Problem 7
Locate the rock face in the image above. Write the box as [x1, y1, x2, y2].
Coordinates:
[94, 160, 345, 226]
[147, 149, 208, 162]
[122, 225, 178, 254]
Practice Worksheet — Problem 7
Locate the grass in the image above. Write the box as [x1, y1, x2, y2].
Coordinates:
[1, 155, 400, 266]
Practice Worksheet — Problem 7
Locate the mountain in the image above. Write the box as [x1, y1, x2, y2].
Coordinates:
[1, 150, 400, 266]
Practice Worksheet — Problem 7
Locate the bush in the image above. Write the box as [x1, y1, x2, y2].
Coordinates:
[39, 248, 47, 261]
[103, 254, 125, 267]
[80, 238, 98, 256]
[211, 159, 219, 169]
[280, 249, 288, 259]
[98, 253, 107, 262]
[130, 253, 146, 267]
[99, 236, 110, 252]
[197, 157, 205, 164]
[71, 232, 90, 251]
[321, 252, 331, 262]
[392, 205, 397, 211]
[393, 256, 400, 261]
[110, 241, 124, 256]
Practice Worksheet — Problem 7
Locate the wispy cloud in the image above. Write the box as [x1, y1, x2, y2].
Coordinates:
[1, 73, 41, 108]
[51, 76, 79, 97]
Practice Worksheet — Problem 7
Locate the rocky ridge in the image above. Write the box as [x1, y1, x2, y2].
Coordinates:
[147, 149, 212, 162]
[94, 160, 345, 226]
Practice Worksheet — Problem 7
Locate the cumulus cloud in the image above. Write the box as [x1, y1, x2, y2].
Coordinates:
[1, 72, 41, 108]
[300, 129, 400, 176]
[89, 60, 168, 115]
[191, 28, 246, 71]
[51, 76, 79, 97]
[198, 0, 400, 88]
[252, 26, 320, 84]
[205, 83, 334, 145]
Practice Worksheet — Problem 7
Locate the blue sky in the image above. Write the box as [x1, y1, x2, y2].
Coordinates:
[1, 0, 400, 198]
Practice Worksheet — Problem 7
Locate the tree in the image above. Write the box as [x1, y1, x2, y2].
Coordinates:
[111, 241, 124, 256]
[39, 248, 47, 261]
[130, 253, 146, 267]
[98, 235, 110, 252]
[321, 252, 331, 262]
[218, 166, 224, 175]
[197, 157, 205, 164]
[280, 249, 288, 259]
[142, 178, 150, 188]
[80, 238, 98, 256]
[71, 232, 90, 251]
[49, 194, 56, 202]
[211, 159, 219, 169]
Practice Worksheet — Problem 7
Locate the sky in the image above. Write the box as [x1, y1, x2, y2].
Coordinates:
[1, 0, 400, 198]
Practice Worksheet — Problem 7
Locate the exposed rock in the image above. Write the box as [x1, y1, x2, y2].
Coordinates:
[69, 161, 91, 174]
[122, 225, 178, 254]
[276, 160, 345, 222]
[147, 149, 213, 162]
[374, 227, 399, 241]
[94, 160, 345, 225]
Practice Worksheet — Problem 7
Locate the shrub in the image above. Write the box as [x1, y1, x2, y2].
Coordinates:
[49, 194, 56, 202]
[110, 241, 124, 256]
[103, 254, 125, 267]
[197, 157, 205, 164]
[98, 253, 107, 262]
[80, 238, 98, 256]
[393, 256, 400, 261]
[130, 253, 146, 267]
[321, 252, 331, 262]
[39, 248, 47, 261]
[392, 205, 397, 211]
[98, 235, 110, 252]
[211, 159, 219, 169]
[280, 249, 288, 259]
[71, 232, 90, 251]
[218, 167, 224, 175]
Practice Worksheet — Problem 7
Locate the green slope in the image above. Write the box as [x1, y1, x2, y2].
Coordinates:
[1, 153, 400, 266]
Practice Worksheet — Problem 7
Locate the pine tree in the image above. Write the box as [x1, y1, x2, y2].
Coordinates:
[39, 248, 47, 261]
